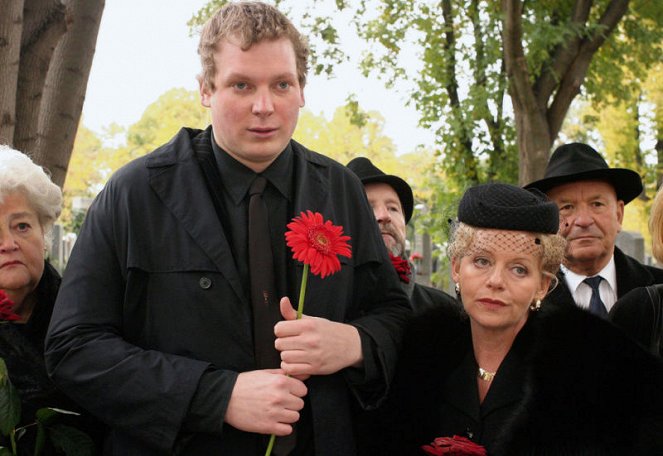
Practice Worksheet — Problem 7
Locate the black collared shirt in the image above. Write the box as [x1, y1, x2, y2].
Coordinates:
[211, 139, 293, 302]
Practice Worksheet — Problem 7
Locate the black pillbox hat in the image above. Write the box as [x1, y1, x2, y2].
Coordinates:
[458, 183, 559, 234]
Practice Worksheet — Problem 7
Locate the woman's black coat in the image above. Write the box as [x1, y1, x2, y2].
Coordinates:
[358, 303, 663, 455]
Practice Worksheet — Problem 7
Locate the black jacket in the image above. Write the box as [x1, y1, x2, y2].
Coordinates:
[410, 283, 458, 315]
[1, 262, 105, 454]
[359, 303, 663, 455]
[544, 247, 663, 309]
[45, 127, 410, 455]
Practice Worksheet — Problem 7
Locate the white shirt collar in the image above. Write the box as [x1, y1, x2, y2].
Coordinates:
[561, 255, 618, 311]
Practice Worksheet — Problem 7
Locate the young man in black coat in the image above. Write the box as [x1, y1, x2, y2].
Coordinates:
[347, 157, 457, 314]
[45, 3, 410, 455]
[525, 143, 663, 315]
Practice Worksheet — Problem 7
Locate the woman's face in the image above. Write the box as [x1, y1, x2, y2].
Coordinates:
[452, 229, 551, 333]
[0, 192, 45, 300]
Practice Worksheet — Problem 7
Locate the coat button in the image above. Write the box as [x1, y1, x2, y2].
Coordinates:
[199, 277, 212, 289]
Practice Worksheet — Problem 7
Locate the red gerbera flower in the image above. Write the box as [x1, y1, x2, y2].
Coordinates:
[266, 212, 352, 455]
[389, 253, 411, 283]
[285, 210, 352, 279]
[0, 290, 20, 321]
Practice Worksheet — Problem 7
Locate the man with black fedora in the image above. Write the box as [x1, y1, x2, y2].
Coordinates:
[525, 142, 663, 316]
[347, 157, 457, 314]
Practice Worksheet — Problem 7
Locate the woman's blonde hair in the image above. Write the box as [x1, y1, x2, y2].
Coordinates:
[448, 222, 566, 279]
[649, 186, 663, 264]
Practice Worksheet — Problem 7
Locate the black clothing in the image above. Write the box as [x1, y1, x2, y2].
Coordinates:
[611, 285, 663, 356]
[359, 303, 663, 455]
[45, 127, 410, 455]
[408, 282, 459, 315]
[458, 183, 559, 234]
[0, 261, 105, 454]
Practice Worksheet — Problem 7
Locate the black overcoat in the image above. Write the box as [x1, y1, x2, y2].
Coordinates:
[358, 303, 663, 455]
[45, 128, 410, 455]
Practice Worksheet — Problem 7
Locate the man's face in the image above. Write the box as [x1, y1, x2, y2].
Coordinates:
[199, 37, 304, 172]
[546, 180, 624, 276]
[365, 182, 407, 256]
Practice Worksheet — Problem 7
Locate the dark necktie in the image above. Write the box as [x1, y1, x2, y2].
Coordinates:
[249, 178, 297, 454]
[584, 276, 608, 318]
[248, 176, 281, 369]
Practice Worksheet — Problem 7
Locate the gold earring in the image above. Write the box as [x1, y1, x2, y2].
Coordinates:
[529, 299, 541, 311]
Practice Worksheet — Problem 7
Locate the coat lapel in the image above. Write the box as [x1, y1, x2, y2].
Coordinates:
[146, 128, 246, 303]
[289, 142, 338, 316]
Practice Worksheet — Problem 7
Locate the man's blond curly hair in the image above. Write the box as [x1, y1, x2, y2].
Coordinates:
[198, 1, 309, 91]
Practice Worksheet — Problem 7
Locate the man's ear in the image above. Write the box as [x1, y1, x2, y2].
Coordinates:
[198, 75, 212, 108]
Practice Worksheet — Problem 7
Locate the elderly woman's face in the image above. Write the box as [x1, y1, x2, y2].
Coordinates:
[0, 193, 45, 298]
[452, 229, 551, 333]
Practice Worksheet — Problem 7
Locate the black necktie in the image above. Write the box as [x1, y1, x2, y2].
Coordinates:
[248, 176, 281, 368]
[249, 178, 297, 454]
[584, 276, 608, 318]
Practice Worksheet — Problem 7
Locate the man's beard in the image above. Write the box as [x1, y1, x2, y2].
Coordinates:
[382, 223, 406, 257]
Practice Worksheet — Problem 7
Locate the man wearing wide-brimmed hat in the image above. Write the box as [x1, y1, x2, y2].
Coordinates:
[525, 142, 663, 316]
[347, 157, 457, 314]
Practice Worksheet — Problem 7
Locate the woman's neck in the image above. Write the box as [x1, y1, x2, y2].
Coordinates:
[470, 318, 527, 402]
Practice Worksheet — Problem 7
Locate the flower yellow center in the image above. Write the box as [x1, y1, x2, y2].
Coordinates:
[308, 227, 331, 254]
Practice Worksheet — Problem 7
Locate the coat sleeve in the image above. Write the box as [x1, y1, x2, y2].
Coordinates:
[44, 176, 236, 453]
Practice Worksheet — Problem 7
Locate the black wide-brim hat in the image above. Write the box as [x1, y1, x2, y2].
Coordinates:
[524, 142, 642, 204]
[347, 157, 414, 223]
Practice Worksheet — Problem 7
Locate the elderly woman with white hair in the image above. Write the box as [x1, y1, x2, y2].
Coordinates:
[0, 145, 104, 453]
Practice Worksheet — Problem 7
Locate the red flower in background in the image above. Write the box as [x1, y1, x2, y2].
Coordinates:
[0, 290, 20, 321]
[389, 253, 411, 283]
[421, 435, 487, 456]
[285, 210, 352, 278]
[410, 251, 423, 262]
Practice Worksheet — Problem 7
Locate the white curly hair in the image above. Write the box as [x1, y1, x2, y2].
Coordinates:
[0, 145, 63, 248]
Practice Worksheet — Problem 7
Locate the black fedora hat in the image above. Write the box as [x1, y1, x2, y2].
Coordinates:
[347, 157, 414, 223]
[524, 142, 642, 204]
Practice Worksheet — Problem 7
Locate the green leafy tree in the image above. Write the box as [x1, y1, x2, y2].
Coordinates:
[60, 124, 109, 233]
[104, 88, 210, 173]
[294, 105, 399, 167]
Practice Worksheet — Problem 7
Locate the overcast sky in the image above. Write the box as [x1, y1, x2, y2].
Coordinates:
[82, 0, 436, 154]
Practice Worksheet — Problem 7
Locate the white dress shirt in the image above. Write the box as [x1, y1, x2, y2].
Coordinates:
[561, 256, 618, 312]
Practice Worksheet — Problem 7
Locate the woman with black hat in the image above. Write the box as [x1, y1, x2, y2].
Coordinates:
[358, 183, 663, 455]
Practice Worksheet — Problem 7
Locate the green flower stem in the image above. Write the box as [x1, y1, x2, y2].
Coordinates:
[297, 264, 309, 319]
[265, 264, 309, 456]
[265, 434, 276, 456]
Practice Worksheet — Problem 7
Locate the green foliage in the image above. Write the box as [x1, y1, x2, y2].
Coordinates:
[293, 103, 398, 167]
[0, 358, 93, 455]
[0, 359, 20, 438]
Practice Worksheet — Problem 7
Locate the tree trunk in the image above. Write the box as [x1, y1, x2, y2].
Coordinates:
[14, 0, 67, 154]
[503, 0, 630, 185]
[0, 0, 24, 144]
[34, 0, 105, 187]
[502, 0, 552, 185]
